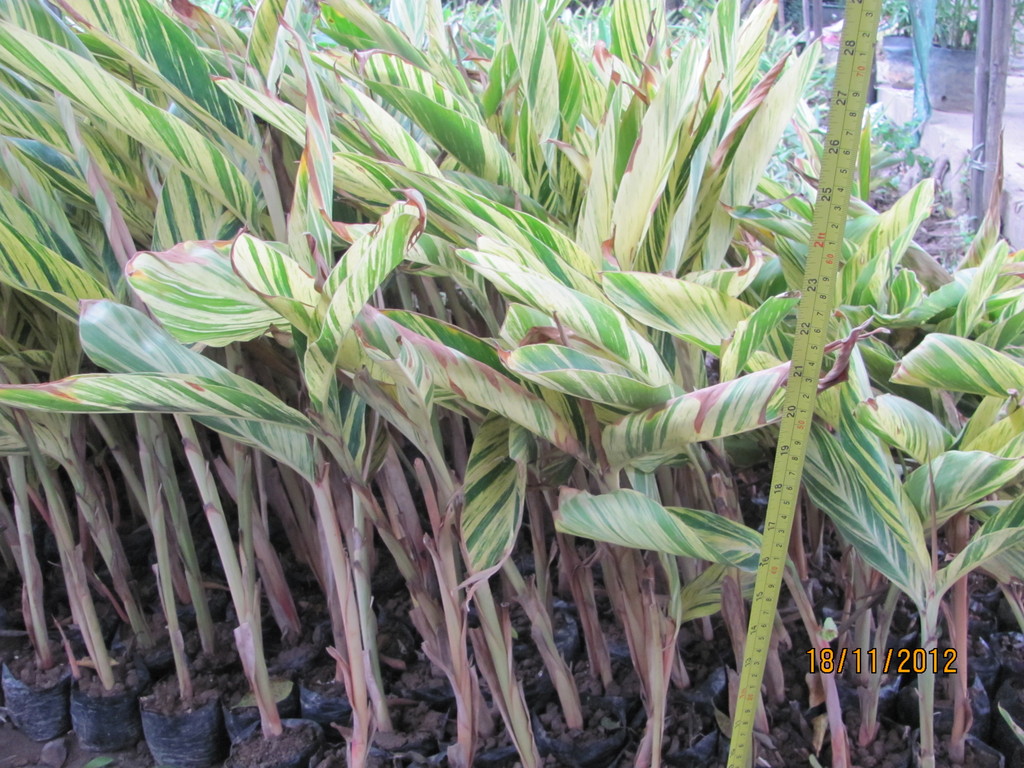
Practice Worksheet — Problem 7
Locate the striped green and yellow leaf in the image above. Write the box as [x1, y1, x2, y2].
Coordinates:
[603, 270, 753, 354]
[78, 300, 315, 478]
[304, 200, 424, 404]
[504, 343, 676, 410]
[892, 333, 1024, 396]
[127, 241, 282, 346]
[804, 351, 930, 604]
[609, 0, 666, 77]
[152, 169, 239, 250]
[0, 373, 311, 429]
[287, 25, 335, 273]
[719, 292, 799, 379]
[0, 22, 258, 223]
[602, 363, 790, 471]
[554, 487, 761, 570]
[359, 307, 582, 459]
[59, 0, 247, 138]
[904, 452, 1024, 526]
[610, 41, 704, 270]
[804, 423, 927, 602]
[0, 218, 112, 320]
[231, 235, 321, 337]
[461, 415, 528, 573]
[938, 496, 1024, 594]
[853, 393, 954, 464]
[460, 249, 671, 385]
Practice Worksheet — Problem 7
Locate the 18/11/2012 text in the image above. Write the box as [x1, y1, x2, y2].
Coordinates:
[807, 647, 958, 675]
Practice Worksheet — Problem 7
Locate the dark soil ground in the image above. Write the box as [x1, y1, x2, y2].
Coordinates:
[2, 543, 1023, 768]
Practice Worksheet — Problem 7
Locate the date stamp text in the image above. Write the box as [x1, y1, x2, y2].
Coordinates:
[807, 648, 958, 675]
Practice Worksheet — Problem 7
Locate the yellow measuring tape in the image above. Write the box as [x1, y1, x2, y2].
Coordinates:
[728, 2, 882, 766]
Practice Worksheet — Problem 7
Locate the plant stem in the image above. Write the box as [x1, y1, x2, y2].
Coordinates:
[17, 418, 114, 688]
[785, 567, 851, 768]
[310, 464, 373, 764]
[176, 417, 282, 738]
[555, 529, 612, 687]
[89, 417, 147, 513]
[347, 479, 393, 730]
[860, 585, 900, 747]
[471, 582, 542, 766]
[918, 598, 942, 768]
[138, 415, 192, 703]
[61, 454, 152, 647]
[148, 417, 216, 654]
[380, 450, 482, 768]
[503, 559, 584, 729]
[948, 512, 971, 763]
[5, 461, 52, 669]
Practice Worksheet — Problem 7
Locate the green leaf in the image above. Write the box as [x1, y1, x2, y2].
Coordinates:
[805, 424, 926, 602]
[504, 343, 675, 410]
[213, 76, 307, 146]
[938, 496, 1024, 594]
[892, 334, 1024, 396]
[904, 452, 1024, 525]
[78, 301, 315, 478]
[962, 404, 1024, 459]
[953, 241, 1009, 337]
[841, 180, 933, 308]
[0, 218, 112, 320]
[602, 271, 753, 354]
[358, 308, 582, 459]
[853, 394, 953, 464]
[804, 352, 929, 604]
[381, 310, 503, 370]
[152, 169, 239, 250]
[248, 0, 289, 80]
[610, 0, 666, 76]
[461, 415, 528, 573]
[503, 0, 560, 162]
[231, 235, 320, 337]
[678, 563, 755, 622]
[610, 41, 703, 270]
[0, 373, 311, 427]
[287, 24, 335, 273]
[303, 200, 424, 405]
[357, 50, 529, 194]
[60, 0, 245, 137]
[460, 249, 672, 386]
[602, 364, 789, 471]
[0, 0, 92, 55]
[0, 22, 258, 223]
[127, 241, 282, 346]
[0, 176, 91, 277]
[554, 488, 761, 570]
[576, 86, 625, 268]
[719, 292, 799, 379]
[322, 0, 470, 99]
[327, 73, 443, 178]
[998, 703, 1024, 748]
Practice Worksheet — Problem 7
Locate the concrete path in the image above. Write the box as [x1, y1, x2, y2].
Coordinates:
[878, 57, 1024, 249]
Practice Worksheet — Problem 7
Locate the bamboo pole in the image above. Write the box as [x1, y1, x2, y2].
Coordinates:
[984, 1, 1011, 220]
[971, 0, 994, 225]
[971, 0, 1010, 229]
